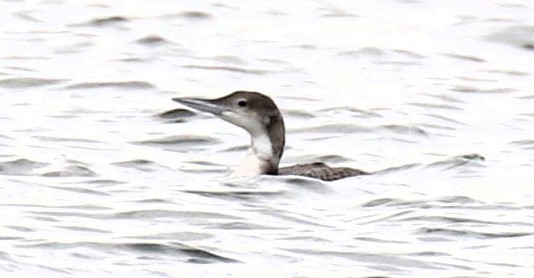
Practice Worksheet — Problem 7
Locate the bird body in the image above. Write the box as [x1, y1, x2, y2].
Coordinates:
[173, 91, 368, 181]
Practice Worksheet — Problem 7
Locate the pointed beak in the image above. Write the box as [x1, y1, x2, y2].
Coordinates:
[172, 97, 229, 115]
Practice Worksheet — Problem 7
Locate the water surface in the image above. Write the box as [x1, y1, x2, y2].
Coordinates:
[1, 0, 533, 277]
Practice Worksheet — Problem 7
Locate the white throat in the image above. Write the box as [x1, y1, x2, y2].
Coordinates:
[232, 132, 275, 176]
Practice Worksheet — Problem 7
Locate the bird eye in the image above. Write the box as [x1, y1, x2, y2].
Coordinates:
[237, 100, 247, 107]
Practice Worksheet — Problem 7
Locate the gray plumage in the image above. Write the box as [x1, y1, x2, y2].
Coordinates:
[278, 162, 368, 181]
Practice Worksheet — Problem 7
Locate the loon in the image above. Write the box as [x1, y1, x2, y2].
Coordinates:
[172, 91, 369, 181]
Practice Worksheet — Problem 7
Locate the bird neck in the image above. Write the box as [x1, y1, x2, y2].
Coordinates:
[233, 114, 285, 176]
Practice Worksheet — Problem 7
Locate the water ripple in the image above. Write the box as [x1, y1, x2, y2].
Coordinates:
[417, 228, 532, 239]
[112, 210, 242, 220]
[361, 196, 480, 208]
[132, 135, 219, 146]
[183, 65, 269, 75]
[85, 16, 129, 27]
[22, 241, 238, 264]
[157, 108, 196, 123]
[42, 165, 98, 177]
[450, 86, 515, 94]
[0, 159, 49, 176]
[65, 81, 154, 90]
[0, 77, 64, 88]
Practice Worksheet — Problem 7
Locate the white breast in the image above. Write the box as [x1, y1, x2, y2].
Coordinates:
[232, 133, 274, 177]
[232, 152, 269, 176]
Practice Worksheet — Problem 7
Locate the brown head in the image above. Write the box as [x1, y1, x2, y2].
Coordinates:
[173, 91, 285, 174]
